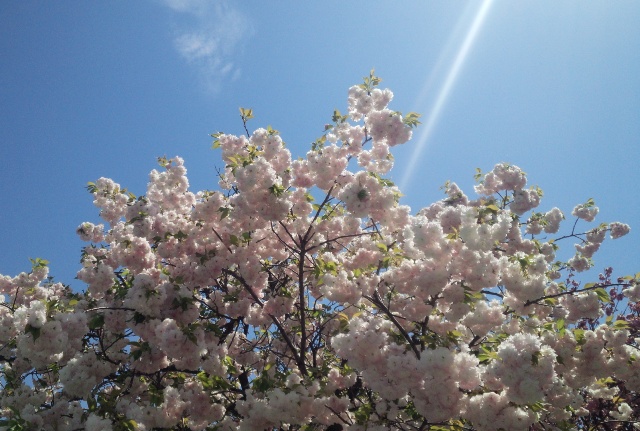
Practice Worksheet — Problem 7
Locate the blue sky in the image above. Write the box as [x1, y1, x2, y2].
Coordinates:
[1, 1, 639, 290]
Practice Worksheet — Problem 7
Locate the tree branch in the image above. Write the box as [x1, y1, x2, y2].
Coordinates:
[221, 268, 306, 375]
[524, 282, 629, 306]
[364, 291, 421, 360]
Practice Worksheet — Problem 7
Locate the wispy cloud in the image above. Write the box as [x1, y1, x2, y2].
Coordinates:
[161, 0, 252, 94]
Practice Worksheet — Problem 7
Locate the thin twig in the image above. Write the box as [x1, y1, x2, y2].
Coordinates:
[524, 282, 629, 306]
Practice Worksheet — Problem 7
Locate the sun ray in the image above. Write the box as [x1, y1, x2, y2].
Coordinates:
[400, 0, 494, 190]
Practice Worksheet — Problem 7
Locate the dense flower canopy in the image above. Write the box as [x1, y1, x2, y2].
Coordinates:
[0, 72, 638, 431]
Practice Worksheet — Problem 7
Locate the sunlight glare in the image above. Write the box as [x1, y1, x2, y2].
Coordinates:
[400, 0, 494, 190]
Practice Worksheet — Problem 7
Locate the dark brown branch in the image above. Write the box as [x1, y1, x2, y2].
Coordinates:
[308, 186, 335, 228]
[211, 227, 233, 253]
[298, 244, 308, 375]
[307, 231, 376, 254]
[480, 289, 503, 298]
[524, 282, 629, 306]
[86, 306, 136, 312]
[324, 404, 353, 426]
[271, 222, 300, 255]
[277, 220, 301, 250]
[364, 291, 421, 360]
[221, 268, 305, 375]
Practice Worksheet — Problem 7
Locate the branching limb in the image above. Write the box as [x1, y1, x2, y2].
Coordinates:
[524, 282, 630, 306]
[364, 291, 421, 360]
[221, 268, 306, 375]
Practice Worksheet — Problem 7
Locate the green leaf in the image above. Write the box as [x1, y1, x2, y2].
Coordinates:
[402, 111, 422, 128]
[447, 330, 463, 343]
[130, 341, 150, 361]
[544, 297, 557, 306]
[337, 312, 350, 332]
[149, 384, 164, 407]
[218, 206, 231, 220]
[29, 257, 49, 270]
[359, 69, 382, 92]
[239, 107, 254, 120]
[594, 287, 610, 303]
[123, 419, 138, 431]
[528, 401, 547, 413]
[597, 376, 616, 386]
[229, 235, 239, 247]
[210, 132, 223, 149]
[354, 403, 372, 424]
[473, 168, 483, 182]
[332, 109, 346, 124]
[252, 371, 275, 393]
[183, 326, 198, 344]
[89, 313, 105, 329]
[24, 324, 41, 341]
[312, 135, 326, 151]
[133, 312, 146, 324]
[86, 181, 98, 194]
[174, 230, 188, 241]
[223, 355, 238, 375]
[478, 346, 500, 363]
[266, 125, 279, 135]
[380, 256, 391, 269]
[613, 320, 630, 330]
[157, 156, 170, 167]
[531, 350, 541, 366]
[269, 183, 285, 197]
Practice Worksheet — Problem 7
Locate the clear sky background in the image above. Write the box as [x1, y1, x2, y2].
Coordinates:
[1, 1, 638, 290]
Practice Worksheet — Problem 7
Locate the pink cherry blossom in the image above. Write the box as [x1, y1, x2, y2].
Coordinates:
[0, 73, 637, 431]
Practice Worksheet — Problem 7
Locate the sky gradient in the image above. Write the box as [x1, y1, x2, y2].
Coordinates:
[1, 1, 639, 289]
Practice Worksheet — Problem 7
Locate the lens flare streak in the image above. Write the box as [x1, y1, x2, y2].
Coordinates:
[400, 0, 494, 190]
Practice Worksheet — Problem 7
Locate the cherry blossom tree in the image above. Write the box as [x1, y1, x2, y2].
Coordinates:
[1, 71, 638, 431]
